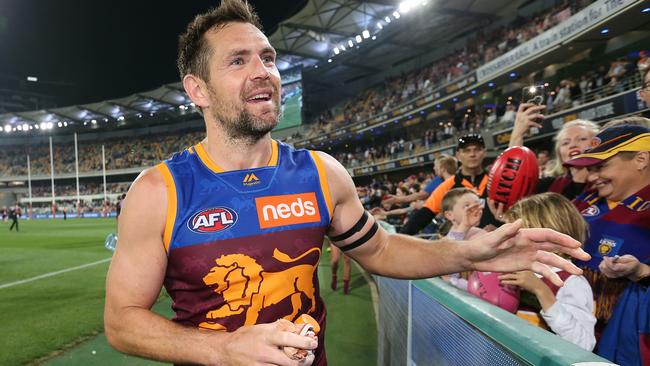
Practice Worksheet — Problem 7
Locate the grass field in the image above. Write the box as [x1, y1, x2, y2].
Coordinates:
[0, 218, 376, 365]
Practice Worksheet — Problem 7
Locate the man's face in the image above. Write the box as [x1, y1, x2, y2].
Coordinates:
[456, 145, 485, 170]
[433, 161, 441, 176]
[586, 154, 639, 201]
[537, 152, 549, 165]
[202, 22, 281, 140]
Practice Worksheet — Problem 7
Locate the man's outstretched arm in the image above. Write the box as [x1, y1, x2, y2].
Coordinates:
[104, 168, 314, 366]
[316, 152, 590, 285]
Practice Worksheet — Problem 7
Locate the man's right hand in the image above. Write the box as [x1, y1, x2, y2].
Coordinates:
[219, 321, 318, 366]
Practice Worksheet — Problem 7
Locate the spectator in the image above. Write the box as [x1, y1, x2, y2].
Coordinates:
[565, 124, 650, 365]
[500, 193, 596, 351]
[402, 134, 499, 234]
[508, 104, 598, 200]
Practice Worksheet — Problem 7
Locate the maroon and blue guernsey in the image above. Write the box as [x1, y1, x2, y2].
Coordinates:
[573, 184, 650, 271]
[156, 140, 332, 364]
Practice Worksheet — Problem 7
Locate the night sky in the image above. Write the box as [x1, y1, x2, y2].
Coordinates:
[0, 0, 306, 107]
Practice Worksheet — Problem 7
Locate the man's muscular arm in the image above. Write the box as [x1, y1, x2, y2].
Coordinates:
[316, 152, 590, 285]
[104, 168, 314, 365]
[104, 168, 226, 364]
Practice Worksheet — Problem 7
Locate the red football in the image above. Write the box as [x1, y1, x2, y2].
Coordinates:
[488, 146, 538, 211]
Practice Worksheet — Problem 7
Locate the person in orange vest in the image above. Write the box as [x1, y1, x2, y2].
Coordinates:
[401, 134, 499, 235]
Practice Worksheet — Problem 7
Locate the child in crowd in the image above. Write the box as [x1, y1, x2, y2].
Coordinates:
[498, 192, 596, 351]
[439, 188, 486, 290]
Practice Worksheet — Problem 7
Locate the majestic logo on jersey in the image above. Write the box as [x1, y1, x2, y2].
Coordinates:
[243, 173, 261, 186]
[581, 205, 600, 217]
[255, 193, 320, 229]
[199, 247, 320, 331]
[188, 207, 238, 233]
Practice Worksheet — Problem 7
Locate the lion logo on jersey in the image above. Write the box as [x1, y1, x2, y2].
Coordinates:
[199, 247, 320, 331]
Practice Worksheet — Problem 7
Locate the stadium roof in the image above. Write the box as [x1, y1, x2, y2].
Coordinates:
[270, 0, 518, 80]
[0, 0, 534, 134]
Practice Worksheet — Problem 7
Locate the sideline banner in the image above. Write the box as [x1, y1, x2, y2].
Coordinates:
[477, 0, 639, 82]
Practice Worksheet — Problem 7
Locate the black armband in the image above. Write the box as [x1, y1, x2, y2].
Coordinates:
[329, 211, 369, 242]
[339, 220, 379, 252]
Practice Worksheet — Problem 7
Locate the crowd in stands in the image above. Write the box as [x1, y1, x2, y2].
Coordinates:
[0, 131, 203, 177]
[294, 0, 593, 141]
[1, 50, 643, 179]
[332, 50, 646, 170]
[29, 182, 130, 198]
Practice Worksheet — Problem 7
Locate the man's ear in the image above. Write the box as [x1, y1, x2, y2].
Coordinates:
[182, 74, 211, 110]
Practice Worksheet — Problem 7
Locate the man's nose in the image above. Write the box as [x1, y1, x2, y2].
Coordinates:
[249, 56, 270, 80]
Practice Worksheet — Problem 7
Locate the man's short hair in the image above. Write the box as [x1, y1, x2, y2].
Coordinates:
[435, 154, 458, 176]
[177, 0, 262, 82]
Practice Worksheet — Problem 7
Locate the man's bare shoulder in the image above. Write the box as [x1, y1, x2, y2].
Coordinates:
[312, 150, 349, 181]
[123, 166, 167, 212]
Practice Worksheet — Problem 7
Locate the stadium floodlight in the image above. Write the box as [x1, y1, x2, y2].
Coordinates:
[372, 36, 377, 40]
[63, 121, 68, 127]
[327, 58, 332, 63]
[362, 30, 370, 39]
[377, 22, 383, 30]
[340, 44, 346, 51]
[58, 122, 63, 127]
[600, 28, 609, 34]
[399, 0, 418, 13]
[4, 125, 11, 133]
[642, 7, 650, 13]
[35, 124, 39, 130]
[385, 16, 391, 23]
[26, 76, 38, 82]
[91, 119, 97, 124]
[393, 11, 401, 19]
[17, 125, 22, 131]
[509, 72, 517, 78]
[334, 47, 340, 55]
[189, 102, 195, 107]
[47, 122, 53, 129]
[348, 39, 354, 47]
[488, 82, 495, 87]
[40, 122, 47, 129]
[117, 115, 125, 121]
[355, 35, 362, 43]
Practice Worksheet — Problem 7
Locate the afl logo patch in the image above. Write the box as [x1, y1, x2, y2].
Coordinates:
[188, 207, 238, 233]
[581, 205, 600, 217]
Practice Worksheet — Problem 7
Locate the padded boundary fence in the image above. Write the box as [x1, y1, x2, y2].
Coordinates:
[375, 277, 615, 366]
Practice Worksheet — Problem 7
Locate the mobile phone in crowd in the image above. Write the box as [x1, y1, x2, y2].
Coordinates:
[522, 85, 545, 135]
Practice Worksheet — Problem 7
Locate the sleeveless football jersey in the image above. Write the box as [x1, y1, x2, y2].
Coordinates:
[156, 140, 332, 363]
